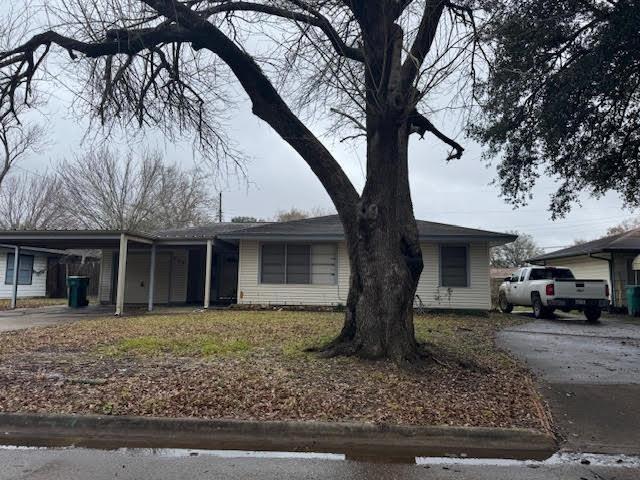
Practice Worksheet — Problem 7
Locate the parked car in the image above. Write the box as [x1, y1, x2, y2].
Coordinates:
[498, 266, 610, 322]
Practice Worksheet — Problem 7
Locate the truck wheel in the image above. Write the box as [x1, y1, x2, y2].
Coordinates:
[532, 296, 546, 319]
[585, 307, 601, 323]
[499, 293, 514, 313]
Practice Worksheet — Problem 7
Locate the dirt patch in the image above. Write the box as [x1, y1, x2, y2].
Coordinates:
[0, 310, 548, 430]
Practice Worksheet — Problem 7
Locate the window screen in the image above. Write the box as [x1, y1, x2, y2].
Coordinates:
[311, 244, 337, 285]
[5, 253, 34, 285]
[440, 245, 468, 287]
[286, 244, 311, 284]
[260, 244, 285, 284]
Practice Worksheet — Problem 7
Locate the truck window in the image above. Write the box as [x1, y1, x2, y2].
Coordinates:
[510, 271, 519, 283]
[529, 268, 575, 280]
[519, 269, 527, 282]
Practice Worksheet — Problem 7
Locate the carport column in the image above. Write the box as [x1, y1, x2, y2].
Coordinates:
[115, 234, 129, 316]
[204, 239, 213, 309]
[10, 245, 20, 309]
[148, 243, 157, 312]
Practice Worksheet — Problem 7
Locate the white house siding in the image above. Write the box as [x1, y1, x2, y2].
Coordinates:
[98, 249, 188, 305]
[0, 251, 48, 299]
[551, 255, 612, 284]
[415, 243, 490, 310]
[237, 240, 491, 310]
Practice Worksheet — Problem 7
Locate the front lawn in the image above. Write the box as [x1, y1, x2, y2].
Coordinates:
[0, 297, 67, 311]
[0, 310, 550, 431]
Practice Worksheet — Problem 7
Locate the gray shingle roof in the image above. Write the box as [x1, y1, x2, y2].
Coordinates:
[154, 222, 269, 240]
[216, 215, 517, 243]
[530, 227, 640, 262]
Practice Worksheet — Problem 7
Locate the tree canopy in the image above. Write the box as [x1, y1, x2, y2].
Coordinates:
[473, 0, 640, 217]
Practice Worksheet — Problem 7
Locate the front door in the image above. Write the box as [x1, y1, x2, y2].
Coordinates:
[215, 252, 238, 303]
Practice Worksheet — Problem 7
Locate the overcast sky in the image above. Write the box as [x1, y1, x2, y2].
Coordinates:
[19, 88, 633, 253]
[7, 3, 636, 253]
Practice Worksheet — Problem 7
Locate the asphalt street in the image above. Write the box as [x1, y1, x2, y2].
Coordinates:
[498, 313, 640, 455]
[0, 448, 639, 480]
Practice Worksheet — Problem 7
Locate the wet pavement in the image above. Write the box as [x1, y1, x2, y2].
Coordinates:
[498, 313, 640, 455]
[0, 447, 639, 480]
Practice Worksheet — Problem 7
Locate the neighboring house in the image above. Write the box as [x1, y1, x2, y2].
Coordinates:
[0, 247, 97, 300]
[0, 247, 50, 299]
[529, 228, 640, 308]
[0, 216, 516, 313]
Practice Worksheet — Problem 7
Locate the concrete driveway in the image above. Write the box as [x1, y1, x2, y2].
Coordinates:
[498, 313, 640, 455]
[0, 305, 115, 332]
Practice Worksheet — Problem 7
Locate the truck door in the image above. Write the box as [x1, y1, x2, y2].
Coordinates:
[512, 268, 529, 305]
[517, 268, 531, 305]
[505, 269, 521, 303]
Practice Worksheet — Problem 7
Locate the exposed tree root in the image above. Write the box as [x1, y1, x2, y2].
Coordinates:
[309, 335, 468, 371]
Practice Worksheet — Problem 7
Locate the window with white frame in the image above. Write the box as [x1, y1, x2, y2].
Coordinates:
[5, 253, 34, 286]
[260, 243, 337, 285]
[440, 245, 469, 288]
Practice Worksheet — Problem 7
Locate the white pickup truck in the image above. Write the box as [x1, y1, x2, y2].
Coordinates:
[498, 266, 610, 322]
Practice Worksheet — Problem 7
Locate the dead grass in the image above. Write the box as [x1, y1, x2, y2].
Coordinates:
[0, 297, 67, 311]
[0, 310, 547, 430]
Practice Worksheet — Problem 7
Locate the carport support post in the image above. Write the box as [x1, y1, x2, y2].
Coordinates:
[204, 239, 213, 309]
[115, 234, 129, 316]
[10, 246, 20, 309]
[148, 243, 156, 312]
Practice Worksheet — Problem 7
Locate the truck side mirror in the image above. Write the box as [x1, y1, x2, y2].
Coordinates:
[504, 277, 512, 282]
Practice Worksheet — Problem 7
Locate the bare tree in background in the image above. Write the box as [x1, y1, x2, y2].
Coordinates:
[0, 112, 45, 189]
[0, 10, 46, 188]
[57, 148, 218, 231]
[607, 218, 640, 236]
[490, 231, 542, 268]
[0, 171, 66, 229]
[0, 0, 482, 363]
[275, 206, 333, 222]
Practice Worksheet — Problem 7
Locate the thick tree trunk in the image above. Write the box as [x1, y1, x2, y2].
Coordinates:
[322, 117, 424, 364]
[319, 20, 425, 364]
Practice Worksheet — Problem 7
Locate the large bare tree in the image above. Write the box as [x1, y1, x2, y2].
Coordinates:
[0, 171, 66, 230]
[57, 148, 218, 231]
[0, 1, 479, 363]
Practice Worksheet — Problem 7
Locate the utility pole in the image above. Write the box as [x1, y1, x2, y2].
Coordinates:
[218, 192, 223, 222]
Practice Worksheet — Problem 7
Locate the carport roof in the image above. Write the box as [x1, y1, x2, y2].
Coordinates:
[529, 227, 640, 262]
[0, 230, 155, 249]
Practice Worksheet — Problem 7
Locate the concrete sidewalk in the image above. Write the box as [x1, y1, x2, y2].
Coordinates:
[498, 313, 640, 455]
[0, 305, 115, 332]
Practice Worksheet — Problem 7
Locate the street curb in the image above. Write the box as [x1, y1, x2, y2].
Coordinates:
[0, 413, 557, 461]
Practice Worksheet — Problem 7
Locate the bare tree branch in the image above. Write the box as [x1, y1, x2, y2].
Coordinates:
[409, 109, 464, 160]
[199, 1, 364, 61]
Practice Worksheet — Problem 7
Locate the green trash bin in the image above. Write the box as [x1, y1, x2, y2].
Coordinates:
[67, 276, 90, 308]
[626, 285, 640, 317]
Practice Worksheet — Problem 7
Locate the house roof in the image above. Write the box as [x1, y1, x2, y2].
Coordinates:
[529, 227, 640, 262]
[217, 215, 517, 245]
[0, 216, 516, 248]
[155, 222, 267, 240]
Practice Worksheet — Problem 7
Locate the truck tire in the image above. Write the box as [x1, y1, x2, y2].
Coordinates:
[499, 293, 514, 313]
[585, 307, 601, 323]
[532, 295, 551, 319]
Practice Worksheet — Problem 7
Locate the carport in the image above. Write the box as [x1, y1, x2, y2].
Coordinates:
[0, 230, 219, 315]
